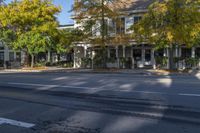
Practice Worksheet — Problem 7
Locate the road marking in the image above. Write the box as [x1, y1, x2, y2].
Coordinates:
[7, 82, 200, 98]
[8, 82, 92, 90]
[179, 93, 200, 97]
[119, 90, 200, 97]
[0, 118, 35, 128]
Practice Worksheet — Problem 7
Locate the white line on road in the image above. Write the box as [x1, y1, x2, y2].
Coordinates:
[8, 82, 92, 90]
[0, 118, 35, 128]
[7, 82, 200, 98]
[179, 93, 200, 97]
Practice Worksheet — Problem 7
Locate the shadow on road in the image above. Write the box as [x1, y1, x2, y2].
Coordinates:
[0, 72, 200, 132]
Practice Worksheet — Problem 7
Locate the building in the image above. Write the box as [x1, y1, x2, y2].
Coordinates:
[0, 42, 23, 68]
[0, 24, 74, 69]
[73, 0, 200, 69]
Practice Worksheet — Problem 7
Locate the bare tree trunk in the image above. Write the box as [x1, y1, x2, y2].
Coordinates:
[31, 54, 34, 68]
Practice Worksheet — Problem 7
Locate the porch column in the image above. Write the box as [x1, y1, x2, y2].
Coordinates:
[151, 49, 156, 69]
[84, 46, 87, 58]
[91, 50, 95, 69]
[4, 46, 9, 68]
[192, 47, 195, 58]
[116, 46, 119, 68]
[142, 46, 145, 68]
[14, 51, 17, 61]
[4, 46, 9, 62]
[179, 47, 182, 57]
[123, 46, 125, 58]
[166, 48, 170, 69]
[47, 50, 51, 62]
[73, 47, 77, 68]
[107, 47, 110, 58]
[175, 45, 178, 57]
[131, 46, 134, 69]
[122, 46, 126, 68]
[21, 51, 26, 65]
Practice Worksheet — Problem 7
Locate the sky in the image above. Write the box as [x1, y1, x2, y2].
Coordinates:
[5, 0, 74, 25]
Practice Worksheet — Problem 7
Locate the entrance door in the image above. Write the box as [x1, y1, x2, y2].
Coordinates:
[133, 49, 142, 68]
[0, 52, 4, 67]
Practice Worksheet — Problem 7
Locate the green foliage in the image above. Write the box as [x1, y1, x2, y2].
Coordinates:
[0, 0, 61, 67]
[132, 0, 200, 69]
[119, 57, 126, 64]
[62, 62, 73, 68]
[13, 32, 47, 55]
[173, 57, 183, 63]
[93, 48, 107, 68]
[155, 57, 168, 68]
[81, 57, 92, 68]
[72, 0, 130, 47]
[35, 61, 46, 67]
[185, 57, 199, 67]
[106, 57, 116, 63]
[55, 28, 84, 53]
[0, 28, 16, 44]
[45, 61, 73, 68]
[133, 0, 200, 48]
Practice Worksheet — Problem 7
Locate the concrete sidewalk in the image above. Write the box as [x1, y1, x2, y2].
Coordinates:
[0, 67, 200, 76]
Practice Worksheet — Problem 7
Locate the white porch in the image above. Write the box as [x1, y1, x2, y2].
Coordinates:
[73, 44, 200, 70]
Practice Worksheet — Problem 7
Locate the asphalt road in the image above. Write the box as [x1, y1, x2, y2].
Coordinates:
[0, 72, 200, 133]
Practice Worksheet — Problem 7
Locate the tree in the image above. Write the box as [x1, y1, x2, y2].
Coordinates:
[0, 0, 61, 67]
[53, 28, 84, 54]
[133, 0, 200, 69]
[73, 0, 132, 67]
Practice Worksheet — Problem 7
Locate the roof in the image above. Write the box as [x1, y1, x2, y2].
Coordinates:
[59, 24, 74, 28]
[58, 24, 74, 30]
[109, 0, 161, 12]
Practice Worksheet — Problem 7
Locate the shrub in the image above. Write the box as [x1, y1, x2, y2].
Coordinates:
[81, 57, 92, 68]
[155, 57, 168, 68]
[106, 57, 116, 63]
[185, 57, 199, 68]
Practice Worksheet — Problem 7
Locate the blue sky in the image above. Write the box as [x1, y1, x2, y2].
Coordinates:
[5, 0, 74, 25]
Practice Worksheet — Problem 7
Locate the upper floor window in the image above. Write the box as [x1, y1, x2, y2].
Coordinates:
[108, 19, 116, 36]
[125, 15, 142, 34]
[116, 17, 125, 34]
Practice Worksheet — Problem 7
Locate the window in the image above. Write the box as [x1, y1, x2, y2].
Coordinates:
[195, 48, 200, 58]
[116, 18, 125, 34]
[155, 49, 164, 57]
[0, 52, 4, 61]
[133, 49, 142, 61]
[9, 52, 14, 61]
[182, 48, 191, 58]
[110, 49, 116, 58]
[134, 16, 142, 24]
[16, 52, 21, 61]
[108, 19, 116, 36]
[125, 16, 134, 33]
